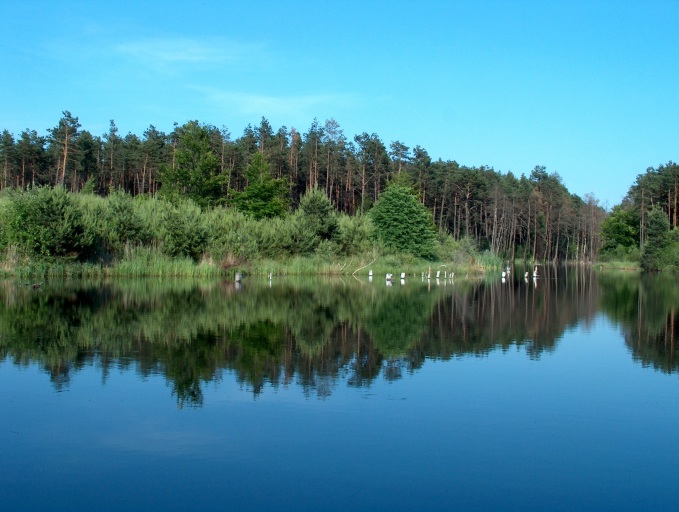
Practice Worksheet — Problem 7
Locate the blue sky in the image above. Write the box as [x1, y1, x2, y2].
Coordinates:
[1, 0, 677, 207]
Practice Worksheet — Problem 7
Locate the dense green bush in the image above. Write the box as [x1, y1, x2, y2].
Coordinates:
[436, 233, 479, 264]
[161, 200, 209, 261]
[300, 189, 338, 240]
[79, 191, 155, 259]
[255, 215, 295, 258]
[158, 120, 224, 207]
[205, 207, 259, 261]
[336, 214, 374, 256]
[600, 205, 639, 254]
[641, 206, 671, 271]
[133, 194, 172, 246]
[231, 153, 288, 220]
[0, 185, 493, 275]
[106, 190, 150, 251]
[598, 244, 640, 263]
[370, 184, 437, 259]
[2, 186, 95, 260]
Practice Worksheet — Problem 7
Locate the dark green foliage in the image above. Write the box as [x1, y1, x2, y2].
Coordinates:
[205, 208, 259, 261]
[336, 214, 374, 256]
[598, 243, 640, 263]
[370, 183, 437, 259]
[161, 201, 209, 261]
[253, 216, 295, 258]
[2, 186, 94, 260]
[160, 121, 224, 207]
[293, 187, 339, 255]
[298, 187, 338, 240]
[601, 205, 639, 252]
[620, 162, 679, 270]
[232, 153, 288, 220]
[105, 190, 150, 252]
[600, 204, 640, 261]
[640, 206, 671, 271]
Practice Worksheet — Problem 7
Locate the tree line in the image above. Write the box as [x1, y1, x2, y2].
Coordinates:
[600, 161, 679, 270]
[0, 111, 606, 262]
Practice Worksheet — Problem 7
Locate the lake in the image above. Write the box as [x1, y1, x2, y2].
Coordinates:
[1, 268, 678, 511]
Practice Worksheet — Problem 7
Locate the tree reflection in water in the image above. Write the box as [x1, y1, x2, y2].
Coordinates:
[599, 272, 679, 374]
[0, 267, 665, 407]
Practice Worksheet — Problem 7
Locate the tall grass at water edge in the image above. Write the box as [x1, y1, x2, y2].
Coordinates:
[109, 245, 223, 278]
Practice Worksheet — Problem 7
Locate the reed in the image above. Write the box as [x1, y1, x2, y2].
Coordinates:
[596, 260, 640, 271]
[473, 250, 504, 270]
[247, 252, 480, 278]
[108, 245, 223, 277]
[9, 261, 105, 279]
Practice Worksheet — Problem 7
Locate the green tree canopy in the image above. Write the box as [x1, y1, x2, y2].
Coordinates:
[160, 121, 223, 207]
[2, 186, 94, 260]
[370, 183, 437, 259]
[640, 205, 671, 271]
[232, 152, 288, 220]
[293, 187, 339, 255]
[600, 204, 639, 254]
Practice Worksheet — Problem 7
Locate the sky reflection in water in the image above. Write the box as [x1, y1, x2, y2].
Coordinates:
[1, 272, 678, 511]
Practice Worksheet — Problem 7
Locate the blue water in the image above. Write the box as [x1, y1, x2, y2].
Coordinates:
[1, 276, 679, 511]
[0, 317, 679, 510]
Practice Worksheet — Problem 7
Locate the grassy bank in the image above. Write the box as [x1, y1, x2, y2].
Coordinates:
[595, 260, 640, 272]
[245, 254, 493, 278]
[0, 246, 501, 280]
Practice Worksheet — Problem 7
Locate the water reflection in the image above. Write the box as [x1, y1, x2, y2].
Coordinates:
[599, 272, 679, 373]
[0, 268, 667, 406]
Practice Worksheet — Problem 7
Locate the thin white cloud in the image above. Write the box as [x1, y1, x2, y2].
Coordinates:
[115, 37, 262, 66]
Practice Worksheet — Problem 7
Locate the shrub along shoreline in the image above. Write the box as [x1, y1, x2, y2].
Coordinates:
[0, 186, 502, 279]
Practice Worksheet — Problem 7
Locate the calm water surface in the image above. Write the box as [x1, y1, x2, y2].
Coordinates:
[1, 269, 679, 511]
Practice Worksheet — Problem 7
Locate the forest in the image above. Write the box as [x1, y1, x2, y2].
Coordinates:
[0, 111, 675, 273]
[600, 161, 679, 271]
